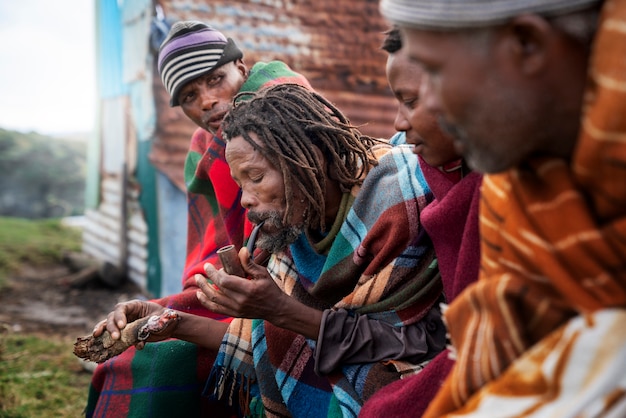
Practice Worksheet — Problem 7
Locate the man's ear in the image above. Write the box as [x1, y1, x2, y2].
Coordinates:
[504, 14, 553, 75]
[235, 59, 247, 78]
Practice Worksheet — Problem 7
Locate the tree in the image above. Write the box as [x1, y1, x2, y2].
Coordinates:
[0, 128, 86, 219]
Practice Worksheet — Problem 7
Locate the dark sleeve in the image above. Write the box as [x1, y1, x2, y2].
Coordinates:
[313, 305, 447, 375]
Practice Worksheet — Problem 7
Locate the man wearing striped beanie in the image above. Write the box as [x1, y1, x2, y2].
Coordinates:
[85, 21, 312, 418]
[158, 21, 243, 108]
[363, 0, 626, 417]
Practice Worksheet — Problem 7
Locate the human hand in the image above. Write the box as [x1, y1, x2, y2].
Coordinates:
[92, 300, 166, 343]
[195, 247, 286, 321]
[76, 309, 180, 360]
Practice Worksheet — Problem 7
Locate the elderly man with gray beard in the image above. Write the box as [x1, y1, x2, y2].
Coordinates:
[361, 0, 626, 417]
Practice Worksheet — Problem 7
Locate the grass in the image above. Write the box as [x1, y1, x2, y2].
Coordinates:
[0, 216, 88, 417]
[0, 333, 93, 417]
[0, 217, 82, 289]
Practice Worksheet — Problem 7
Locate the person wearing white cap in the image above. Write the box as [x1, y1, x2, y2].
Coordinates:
[369, 0, 626, 417]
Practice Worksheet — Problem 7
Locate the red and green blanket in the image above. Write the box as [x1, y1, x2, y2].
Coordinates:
[85, 61, 311, 418]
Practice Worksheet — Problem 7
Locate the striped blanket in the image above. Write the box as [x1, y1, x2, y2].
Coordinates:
[359, 156, 482, 418]
[424, 1, 626, 416]
[85, 61, 311, 418]
[205, 145, 444, 417]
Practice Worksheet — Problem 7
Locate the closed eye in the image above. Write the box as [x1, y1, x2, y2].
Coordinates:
[403, 97, 418, 109]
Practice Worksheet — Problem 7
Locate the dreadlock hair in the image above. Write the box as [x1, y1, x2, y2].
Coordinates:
[222, 83, 384, 232]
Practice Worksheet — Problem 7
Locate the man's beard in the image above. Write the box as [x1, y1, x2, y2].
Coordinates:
[249, 210, 307, 254]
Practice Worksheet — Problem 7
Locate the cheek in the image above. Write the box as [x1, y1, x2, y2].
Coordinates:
[414, 109, 460, 162]
[259, 175, 287, 206]
[411, 107, 440, 139]
[440, 65, 485, 124]
[436, 69, 472, 122]
[264, 189, 285, 206]
[181, 104, 202, 125]
[221, 76, 244, 99]
[437, 82, 459, 120]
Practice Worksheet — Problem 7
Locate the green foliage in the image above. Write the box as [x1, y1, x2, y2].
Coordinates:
[0, 217, 82, 287]
[0, 128, 86, 219]
[0, 333, 93, 417]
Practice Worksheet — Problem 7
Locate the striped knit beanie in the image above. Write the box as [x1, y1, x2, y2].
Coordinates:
[158, 21, 243, 106]
[380, 0, 603, 29]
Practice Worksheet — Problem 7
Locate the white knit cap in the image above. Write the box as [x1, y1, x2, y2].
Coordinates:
[380, 0, 603, 29]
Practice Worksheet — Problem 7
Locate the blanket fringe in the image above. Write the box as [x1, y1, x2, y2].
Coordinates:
[239, 375, 257, 417]
[204, 366, 233, 405]
[204, 366, 261, 417]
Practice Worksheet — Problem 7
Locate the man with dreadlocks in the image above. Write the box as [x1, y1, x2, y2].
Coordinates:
[192, 83, 447, 417]
[90, 21, 449, 418]
[93, 83, 448, 416]
[86, 21, 313, 417]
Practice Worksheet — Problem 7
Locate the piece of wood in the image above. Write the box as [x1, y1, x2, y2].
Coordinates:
[73, 309, 179, 363]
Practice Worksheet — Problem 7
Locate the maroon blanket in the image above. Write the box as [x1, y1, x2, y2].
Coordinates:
[359, 157, 482, 417]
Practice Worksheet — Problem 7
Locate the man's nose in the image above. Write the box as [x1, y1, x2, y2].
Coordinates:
[394, 109, 410, 133]
[240, 188, 256, 209]
[199, 87, 218, 110]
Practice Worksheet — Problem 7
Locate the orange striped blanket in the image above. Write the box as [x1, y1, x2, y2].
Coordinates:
[424, 1, 626, 416]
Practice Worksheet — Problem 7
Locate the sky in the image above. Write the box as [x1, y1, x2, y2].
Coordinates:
[0, 0, 96, 136]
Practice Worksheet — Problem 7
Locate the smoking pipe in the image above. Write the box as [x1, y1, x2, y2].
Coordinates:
[217, 220, 265, 277]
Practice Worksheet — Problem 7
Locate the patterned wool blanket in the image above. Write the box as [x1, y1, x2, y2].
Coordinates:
[359, 156, 482, 418]
[205, 145, 444, 417]
[86, 61, 311, 418]
[424, 1, 626, 416]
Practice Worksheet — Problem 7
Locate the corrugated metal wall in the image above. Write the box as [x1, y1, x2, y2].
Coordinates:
[84, 0, 158, 293]
[84, 0, 129, 282]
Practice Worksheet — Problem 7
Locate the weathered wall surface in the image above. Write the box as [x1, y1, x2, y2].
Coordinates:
[152, 0, 396, 191]
[87, 0, 398, 295]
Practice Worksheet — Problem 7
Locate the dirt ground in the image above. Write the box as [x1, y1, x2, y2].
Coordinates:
[0, 262, 148, 342]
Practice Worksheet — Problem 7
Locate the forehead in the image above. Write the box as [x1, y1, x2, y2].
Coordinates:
[400, 27, 467, 63]
[225, 132, 266, 164]
[387, 51, 423, 77]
